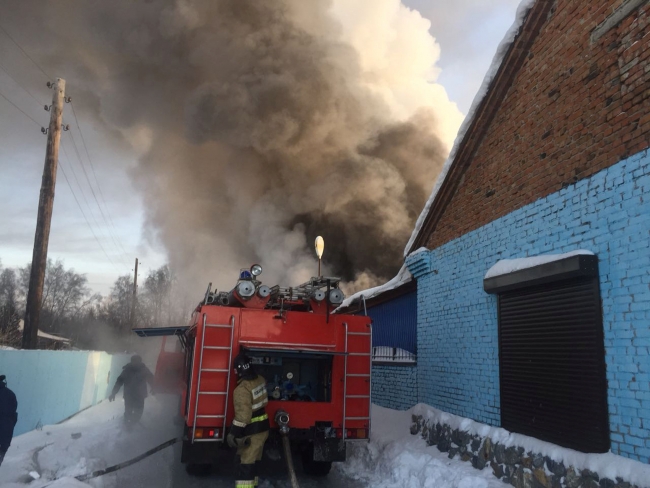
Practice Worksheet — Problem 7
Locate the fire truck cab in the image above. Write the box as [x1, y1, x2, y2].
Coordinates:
[135, 265, 372, 476]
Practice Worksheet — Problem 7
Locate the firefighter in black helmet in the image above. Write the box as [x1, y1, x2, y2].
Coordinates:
[227, 352, 269, 488]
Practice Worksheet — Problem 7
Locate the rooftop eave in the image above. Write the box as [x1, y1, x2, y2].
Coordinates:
[407, 0, 554, 255]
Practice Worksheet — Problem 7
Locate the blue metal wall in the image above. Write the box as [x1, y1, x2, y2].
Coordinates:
[363, 289, 418, 410]
[365, 290, 417, 355]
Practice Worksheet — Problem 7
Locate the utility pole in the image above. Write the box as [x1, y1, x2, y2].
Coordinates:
[130, 257, 139, 329]
[23, 78, 66, 349]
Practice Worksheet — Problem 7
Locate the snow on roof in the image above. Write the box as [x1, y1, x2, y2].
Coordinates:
[17, 319, 71, 343]
[484, 250, 595, 279]
[336, 262, 413, 312]
[412, 403, 650, 488]
[404, 0, 537, 257]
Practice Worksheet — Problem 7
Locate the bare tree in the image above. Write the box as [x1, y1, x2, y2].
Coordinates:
[0, 263, 21, 347]
[105, 274, 134, 333]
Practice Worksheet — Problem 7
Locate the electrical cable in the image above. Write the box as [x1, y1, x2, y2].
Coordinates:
[58, 159, 121, 273]
[0, 86, 42, 127]
[59, 144, 123, 271]
[65, 130, 130, 267]
[0, 60, 46, 107]
[0, 22, 52, 80]
[0, 24, 131, 269]
[69, 101, 131, 256]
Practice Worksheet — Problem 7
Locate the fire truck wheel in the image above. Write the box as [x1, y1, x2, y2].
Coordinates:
[301, 449, 332, 477]
[185, 463, 212, 477]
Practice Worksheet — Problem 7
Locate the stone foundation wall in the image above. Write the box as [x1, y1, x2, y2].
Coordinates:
[411, 414, 644, 488]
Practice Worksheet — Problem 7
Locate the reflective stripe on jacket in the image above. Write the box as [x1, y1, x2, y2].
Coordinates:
[230, 375, 269, 438]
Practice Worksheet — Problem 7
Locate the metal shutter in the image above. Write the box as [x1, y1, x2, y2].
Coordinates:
[498, 276, 609, 452]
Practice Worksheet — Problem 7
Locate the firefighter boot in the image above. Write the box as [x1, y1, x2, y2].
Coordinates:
[235, 463, 255, 488]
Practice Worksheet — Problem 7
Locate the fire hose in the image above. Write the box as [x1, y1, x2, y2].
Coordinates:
[75, 437, 180, 482]
[45, 412, 299, 486]
[275, 410, 301, 488]
[40, 437, 180, 487]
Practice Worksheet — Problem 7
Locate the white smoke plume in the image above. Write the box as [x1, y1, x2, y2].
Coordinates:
[3, 0, 463, 296]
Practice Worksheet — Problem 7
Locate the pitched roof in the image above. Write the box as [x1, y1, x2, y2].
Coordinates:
[335, 263, 415, 314]
[18, 319, 71, 343]
[405, 0, 554, 256]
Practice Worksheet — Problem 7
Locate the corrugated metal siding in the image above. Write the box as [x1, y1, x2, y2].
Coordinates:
[363, 290, 417, 356]
[498, 276, 609, 453]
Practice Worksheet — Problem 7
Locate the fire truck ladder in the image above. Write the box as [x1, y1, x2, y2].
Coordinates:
[191, 314, 235, 443]
[342, 321, 372, 441]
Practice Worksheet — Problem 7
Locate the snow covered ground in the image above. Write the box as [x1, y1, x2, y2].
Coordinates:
[0, 398, 505, 488]
[0, 395, 182, 488]
[342, 405, 503, 488]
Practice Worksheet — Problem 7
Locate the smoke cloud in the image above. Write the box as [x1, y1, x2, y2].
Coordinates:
[3, 0, 462, 295]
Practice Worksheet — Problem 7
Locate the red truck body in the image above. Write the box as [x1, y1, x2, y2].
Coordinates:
[138, 271, 372, 474]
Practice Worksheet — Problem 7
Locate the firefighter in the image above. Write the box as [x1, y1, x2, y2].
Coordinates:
[108, 355, 154, 427]
[0, 374, 17, 468]
[227, 353, 269, 488]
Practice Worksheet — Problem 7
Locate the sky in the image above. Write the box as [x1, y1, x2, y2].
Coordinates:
[0, 0, 521, 296]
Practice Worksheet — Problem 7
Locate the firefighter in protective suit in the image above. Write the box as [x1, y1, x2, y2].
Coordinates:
[227, 353, 269, 488]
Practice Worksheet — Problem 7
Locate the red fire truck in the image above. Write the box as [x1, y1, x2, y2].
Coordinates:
[135, 265, 372, 475]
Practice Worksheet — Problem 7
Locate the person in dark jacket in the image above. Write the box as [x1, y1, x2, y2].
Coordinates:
[108, 355, 154, 426]
[0, 374, 18, 467]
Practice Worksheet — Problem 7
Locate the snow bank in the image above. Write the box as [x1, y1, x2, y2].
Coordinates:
[47, 477, 94, 488]
[412, 403, 650, 488]
[0, 395, 180, 488]
[404, 0, 537, 257]
[484, 250, 595, 279]
[6, 390, 645, 487]
[339, 405, 503, 488]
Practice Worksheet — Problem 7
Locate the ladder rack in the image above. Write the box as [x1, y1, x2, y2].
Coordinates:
[342, 321, 372, 440]
[191, 314, 235, 443]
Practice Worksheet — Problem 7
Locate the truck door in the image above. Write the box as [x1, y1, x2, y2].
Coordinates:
[132, 326, 189, 395]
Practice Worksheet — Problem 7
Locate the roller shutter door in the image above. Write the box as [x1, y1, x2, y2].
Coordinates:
[498, 275, 609, 452]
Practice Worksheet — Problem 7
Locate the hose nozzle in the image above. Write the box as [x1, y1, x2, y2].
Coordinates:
[275, 409, 290, 436]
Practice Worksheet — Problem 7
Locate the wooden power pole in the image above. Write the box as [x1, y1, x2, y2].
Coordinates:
[22, 78, 66, 349]
[130, 257, 139, 329]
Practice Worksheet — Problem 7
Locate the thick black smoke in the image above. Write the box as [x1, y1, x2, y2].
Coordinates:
[2, 0, 449, 293]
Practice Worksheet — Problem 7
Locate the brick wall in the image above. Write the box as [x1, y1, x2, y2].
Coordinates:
[428, 0, 650, 250]
[408, 149, 650, 462]
[371, 364, 417, 411]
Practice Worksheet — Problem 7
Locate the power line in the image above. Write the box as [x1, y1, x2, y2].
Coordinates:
[0, 22, 51, 80]
[61, 140, 130, 268]
[0, 82, 123, 271]
[0, 24, 132, 270]
[57, 156, 122, 273]
[0, 60, 46, 107]
[0, 86, 42, 127]
[65, 129, 129, 266]
[69, 101, 130, 256]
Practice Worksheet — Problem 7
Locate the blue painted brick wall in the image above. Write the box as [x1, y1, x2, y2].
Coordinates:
[408, 149, 650, 462]
[372, 365, 417, 411]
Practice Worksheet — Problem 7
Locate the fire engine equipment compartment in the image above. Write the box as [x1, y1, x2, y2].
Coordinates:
[248, 350, 333, 402]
